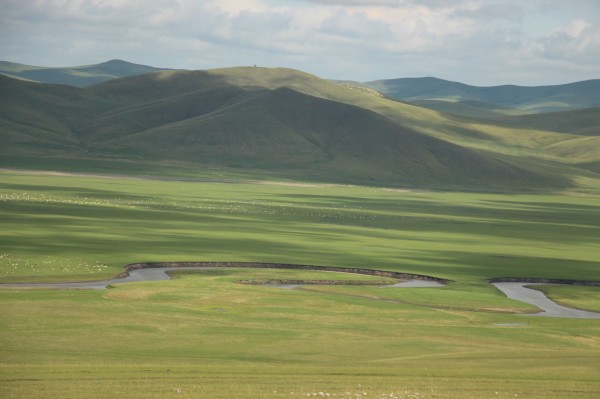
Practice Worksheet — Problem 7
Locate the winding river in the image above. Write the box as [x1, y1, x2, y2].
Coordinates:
[492, 282, 600, 319]
[1, 263, 599, 319]
[0, 266, 444, 290]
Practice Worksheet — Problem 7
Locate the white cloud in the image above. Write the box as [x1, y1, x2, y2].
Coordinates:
[536, 19, 600, 62]
[319, 10, 392, 41]
[0, 0, 598, 84]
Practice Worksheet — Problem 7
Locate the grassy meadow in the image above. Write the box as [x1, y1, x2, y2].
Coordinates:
[1, 169, 599, 398]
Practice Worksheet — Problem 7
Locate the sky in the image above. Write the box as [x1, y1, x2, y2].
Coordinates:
[1, 0, 599, 86]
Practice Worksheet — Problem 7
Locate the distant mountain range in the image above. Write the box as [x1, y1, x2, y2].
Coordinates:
[1, 60, 599, 190]
[0, 59, 170, 87]
[2, 59, 598, 116]
[365, 77, 600, 115]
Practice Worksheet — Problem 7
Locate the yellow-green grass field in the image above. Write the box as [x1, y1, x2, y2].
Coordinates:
[1, 170, 599, 398]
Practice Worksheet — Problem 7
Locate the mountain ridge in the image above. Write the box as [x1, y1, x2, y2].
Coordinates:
[1, 66, 597, 190]
[0, 59, 171, 87]
[366, 76, 600, 114]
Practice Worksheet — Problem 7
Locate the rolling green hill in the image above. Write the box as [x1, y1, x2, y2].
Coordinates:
[411, 99, 527, 117]
[486, 106, 600, 136]
[91, 86, 548, 186]
[474, 107, 600, 173]
[367, 77, 600, 114]
[1, 67, 598, 190]
[0, 59, 170, 87]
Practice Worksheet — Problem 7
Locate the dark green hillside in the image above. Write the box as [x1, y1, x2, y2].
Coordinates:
[76, 86, 262, 143]
[367, 77, 600, 113]
[0, 59, 170, 87]
[0, 75, 107, 155]
[92, 87, 548, 187]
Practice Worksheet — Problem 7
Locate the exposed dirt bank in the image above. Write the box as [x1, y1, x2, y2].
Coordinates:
[0, 263, 448, 290]
[489, 277, 600, 286]
[2, 262, 599, 319]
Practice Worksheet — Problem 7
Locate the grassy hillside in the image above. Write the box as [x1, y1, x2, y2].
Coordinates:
[153, 68, 598, 184]
[1, 67, 599, 190]
[486, 107, 600, 136]
[81, 85, 551, 187]
[271, 73, 598, 166]
[367, 77, 600, 113]
[473, 107, 600, 173]
[0, 59, 170, 87]
[0, 75, 100, 156]
[412, 99, 527, 117]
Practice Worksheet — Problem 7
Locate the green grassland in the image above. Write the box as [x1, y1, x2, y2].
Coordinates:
[1, 170, 600, 398]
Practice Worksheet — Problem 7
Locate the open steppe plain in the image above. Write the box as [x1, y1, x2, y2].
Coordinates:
[1, 169, 599, 398]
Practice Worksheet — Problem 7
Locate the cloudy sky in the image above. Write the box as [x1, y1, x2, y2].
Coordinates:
[1, 0, 599, 85]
